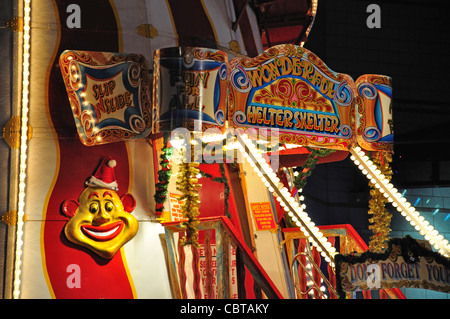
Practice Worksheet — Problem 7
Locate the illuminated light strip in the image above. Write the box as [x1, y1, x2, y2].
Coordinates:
[300, 0, 318, 47]
[350, 146, 450, 257]
[13, 0, 31, 299]
[235, 133, 336, 266]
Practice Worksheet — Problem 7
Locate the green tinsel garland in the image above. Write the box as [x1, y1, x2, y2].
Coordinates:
[154, 134, 173, 216]
[293, 147, 336, 190]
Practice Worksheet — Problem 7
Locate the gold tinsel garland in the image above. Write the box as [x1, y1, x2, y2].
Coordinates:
[368, 151, 393, 252]
[176, 159, 202, 247]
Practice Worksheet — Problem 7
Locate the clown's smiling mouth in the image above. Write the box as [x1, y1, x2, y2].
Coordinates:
[81, 221, 124, 241]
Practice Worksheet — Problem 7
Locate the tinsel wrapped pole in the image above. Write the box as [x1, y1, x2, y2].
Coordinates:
[176, 149, 202, 247]
[368, 151, 393, 252]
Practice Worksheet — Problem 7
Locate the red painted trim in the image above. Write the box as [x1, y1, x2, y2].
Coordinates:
[163, 216, 284, 298]
[218, 216, 284, 299]
[191, 245, 202, 299]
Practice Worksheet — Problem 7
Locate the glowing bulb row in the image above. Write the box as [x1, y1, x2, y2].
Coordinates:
[350, 147, 450, 257]
[13, 0, 32, 299]
[236, 133, 336, 266]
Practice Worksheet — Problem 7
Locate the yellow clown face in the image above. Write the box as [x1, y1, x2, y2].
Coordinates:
[62, 187, 139, 259]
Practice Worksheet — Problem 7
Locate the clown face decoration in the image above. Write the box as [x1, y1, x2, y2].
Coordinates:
[61, 158, 139, 259]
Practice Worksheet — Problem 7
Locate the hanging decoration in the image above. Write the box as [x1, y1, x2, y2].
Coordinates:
[154, 134, 173, 218]
[176, 152, 202, 247]
[368, 151, 393, 252]
[293, 147, 336, 190]
[61, 158, 139, 259]
[278, 147, 335, 227]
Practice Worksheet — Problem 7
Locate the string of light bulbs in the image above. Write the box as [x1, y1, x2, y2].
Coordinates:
[350, 146, 450, 257]
[13, 0, 32, 299]
[235, 133, 337, 266]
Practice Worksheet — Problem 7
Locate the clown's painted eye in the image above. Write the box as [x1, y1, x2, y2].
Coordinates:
[89, 202, 99, 214]
[105, 201, 114, 212]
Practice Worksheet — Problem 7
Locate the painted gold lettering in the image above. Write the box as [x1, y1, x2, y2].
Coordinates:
[306, 113, 314, 130]
[330, 116, 339, 133]
[268, 62, 281, 81]
[317, 114, 326, 131]
[256, 107, 264, 124]
[313, 114, 321, 131]
[247, 105, 257, 124]
[301, 60, 314, 81]
[278, 56, 292, 76]
[276, 110, 284, 126]
[311, 71, 322, 88]
[261, 64, 272, 83]
[291, 58, 302, 76]
[284, 110, 294, 128]
[320, 79, 330, 96]
[267, 108, 277, 126]
[298, 112, 307, 129]
[248, 68, 263, 88]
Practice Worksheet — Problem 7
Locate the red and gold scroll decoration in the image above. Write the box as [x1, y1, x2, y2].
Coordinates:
[356, 75, 393, 153]
[59, 50, 152, 146]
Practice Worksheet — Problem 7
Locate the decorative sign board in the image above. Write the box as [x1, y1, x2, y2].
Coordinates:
[227, 44, 393, 152]
[250, 202, 277, 231]
[152, 47, 228, 134]
[228, 44, 357, 150]
[59, 50, 152, 145]
[335, 236, 450, 298]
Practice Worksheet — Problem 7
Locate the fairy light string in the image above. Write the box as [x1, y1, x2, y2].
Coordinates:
[350, 146, 450, 257]
[13, 0, 32, 299]
[235, 133, 337, 266]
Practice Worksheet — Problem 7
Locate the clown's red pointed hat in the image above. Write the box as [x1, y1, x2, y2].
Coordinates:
[86, 157, 119, 191]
